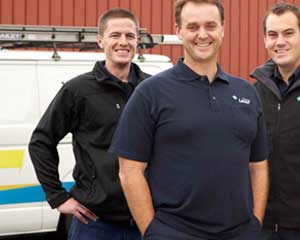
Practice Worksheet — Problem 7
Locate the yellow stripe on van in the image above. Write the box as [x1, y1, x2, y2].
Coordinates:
[0, 183, 37, 191]
[0, 150, 24, 169]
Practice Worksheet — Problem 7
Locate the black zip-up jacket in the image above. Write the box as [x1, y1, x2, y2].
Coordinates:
[251, 60, 300, 229]
[29, 61, 150, 222]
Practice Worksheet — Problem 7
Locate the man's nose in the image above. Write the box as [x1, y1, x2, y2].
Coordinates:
[276, 34, 286, 46]
[197, 27, 208, 39]
[119, 35, 128, 45]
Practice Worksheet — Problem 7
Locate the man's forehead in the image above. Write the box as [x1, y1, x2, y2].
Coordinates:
[106, 18, 136, 27]
[185, 19, 219, 25]
[266, 12, 299, 30]
[104, 18, 137, 33]
[180, 3, 222, 25]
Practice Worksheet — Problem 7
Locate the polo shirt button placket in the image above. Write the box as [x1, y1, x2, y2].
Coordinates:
[210, 91, 219, 111]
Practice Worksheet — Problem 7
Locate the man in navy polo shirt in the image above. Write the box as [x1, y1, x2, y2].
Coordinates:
[110, 0, 269, 239]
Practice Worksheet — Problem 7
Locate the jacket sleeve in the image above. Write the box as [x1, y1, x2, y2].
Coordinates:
[28, 84, 80, 208]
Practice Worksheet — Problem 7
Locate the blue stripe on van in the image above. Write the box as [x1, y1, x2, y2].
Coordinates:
[0, 181, 74, 205]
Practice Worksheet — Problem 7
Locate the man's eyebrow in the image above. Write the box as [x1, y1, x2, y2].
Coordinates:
[266, 30, 277, 34]
[186, 22, 198, 26]
[283, 28, 296, 32]
[267, 28, 296, 34]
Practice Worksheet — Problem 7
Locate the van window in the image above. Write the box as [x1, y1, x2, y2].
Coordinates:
[0, 62, 39, 124]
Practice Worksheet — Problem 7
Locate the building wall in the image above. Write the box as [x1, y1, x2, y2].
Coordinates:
[1, 0, 300, 81]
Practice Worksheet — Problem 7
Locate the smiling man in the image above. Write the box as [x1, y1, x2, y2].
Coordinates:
[109, 1, 269, 240]
[29, 8, 150, 240]
[251, 3, 300, 240]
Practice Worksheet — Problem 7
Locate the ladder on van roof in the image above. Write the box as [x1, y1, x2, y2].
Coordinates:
[0, 24, 181, 50]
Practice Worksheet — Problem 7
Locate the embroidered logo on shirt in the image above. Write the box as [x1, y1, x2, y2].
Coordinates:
[238, 98, 251, 104]
[232, 95, 251, 104]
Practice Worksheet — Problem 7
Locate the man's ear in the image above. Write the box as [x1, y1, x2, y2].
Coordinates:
[97, 35, 103, 49]
[175, 24, 182, 40]
[221, 21, 225, 38]
[264, 36, 268, 49]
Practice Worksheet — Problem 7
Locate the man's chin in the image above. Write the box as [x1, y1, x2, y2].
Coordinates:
[114, 61, 132, 67]
[115, 57, 134, 64]
[273, 58, 290, 68]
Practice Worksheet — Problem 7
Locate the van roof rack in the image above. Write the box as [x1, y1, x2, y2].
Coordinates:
[0, 24, 181, 50]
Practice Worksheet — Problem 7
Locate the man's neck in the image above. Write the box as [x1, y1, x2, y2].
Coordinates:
[183, 57, 218, 83]
[278, 61, 300, 84]
[105, 62, 131, 83]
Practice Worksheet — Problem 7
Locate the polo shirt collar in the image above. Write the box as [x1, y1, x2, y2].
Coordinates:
[273, 65, 300, 84]
[294, 67, 300, 80]
[174, 58, 230, 84]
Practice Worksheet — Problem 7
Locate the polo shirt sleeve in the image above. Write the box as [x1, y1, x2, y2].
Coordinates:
[109, 89, 155, 162]
[249, 89, 269, 162]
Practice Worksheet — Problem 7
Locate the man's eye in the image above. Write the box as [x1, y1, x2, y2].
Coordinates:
[187, 25, 198, 31]
[127, 35, 136, 40]
[285, 31, 294, 36]
[206, 24, 217, 30]
[268, 33, 277, 38]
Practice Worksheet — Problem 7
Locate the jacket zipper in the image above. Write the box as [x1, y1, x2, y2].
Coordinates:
[273, 101, 281, 227]
[102, 81, 129, 110]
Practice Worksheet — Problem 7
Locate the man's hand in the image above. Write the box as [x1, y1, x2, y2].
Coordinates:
[119, 157, 155, 235]
[249, 160, 269, 225]
[57, 198, 98, 224]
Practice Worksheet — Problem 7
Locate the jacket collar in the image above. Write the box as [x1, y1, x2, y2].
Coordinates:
[93, 61, 146, 86]
[251, 60, 282, 100]
[251, 59, 300, 99]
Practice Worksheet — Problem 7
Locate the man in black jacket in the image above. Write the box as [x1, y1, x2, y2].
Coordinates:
[251, 3, 300, 240]
[29, 8, 149, 240]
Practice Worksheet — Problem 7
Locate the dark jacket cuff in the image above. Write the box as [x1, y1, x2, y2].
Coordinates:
[48, 191, 72, 209]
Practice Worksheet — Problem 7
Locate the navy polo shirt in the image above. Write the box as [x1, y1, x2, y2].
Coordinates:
[110, 59, 268, 238]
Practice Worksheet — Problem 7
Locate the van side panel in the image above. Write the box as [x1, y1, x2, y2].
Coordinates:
[0, 61, 42, 236]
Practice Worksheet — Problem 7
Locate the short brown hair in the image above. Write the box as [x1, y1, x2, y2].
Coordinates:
[174, 0, 224, 27]
[98, 8, 139, 36]
[263, 2, 300, 35]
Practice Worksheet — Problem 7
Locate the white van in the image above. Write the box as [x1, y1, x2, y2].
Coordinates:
[0, 50, 173, 237]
